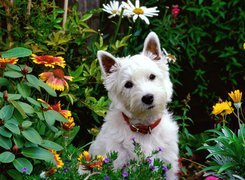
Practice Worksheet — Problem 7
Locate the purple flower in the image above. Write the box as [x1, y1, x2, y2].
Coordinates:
[150, 165, 158, 172]
[146, 158, 152, 164]
[104, 176, 110, 180]
[122, 171, 128, 178]
[64, 166, 70, 172]
[104, 157, 109, 164]
[162, 165, 168, 172]
[21, 167, 28, 173]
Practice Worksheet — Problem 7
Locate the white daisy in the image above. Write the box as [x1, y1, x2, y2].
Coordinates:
[122, 0, 159, 24]
[102, 1, 123, 18]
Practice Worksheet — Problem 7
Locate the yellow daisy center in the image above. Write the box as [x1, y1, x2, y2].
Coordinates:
[112, 9, 118, 14]
[133, 8, 144, 14]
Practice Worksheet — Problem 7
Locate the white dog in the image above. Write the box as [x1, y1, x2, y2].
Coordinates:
[85, 32, 179, 179]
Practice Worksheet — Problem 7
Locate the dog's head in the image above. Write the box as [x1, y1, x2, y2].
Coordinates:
[97, 32, 173, 119]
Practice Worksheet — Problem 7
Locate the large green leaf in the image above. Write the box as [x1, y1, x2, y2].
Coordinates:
[17, 101, 34, 114]
[4, 122, 20, 135]
[40, 140, 63, 151]
[22, 128, 42, 145]
[2, 47, 32, 58]
[44, 110, 67, 126]
[26, 97, 41, 107]
[0, 105, 14, 120]
[0, 127, 12, 138]
[17, 83, 31, 98]
[0, 151, 15, 163]
[0, 135, 12, 149]
[10, 101, 27, 119]
[8, 94, 22, 101]
[22, 147, 53, 162]
[26, 74, 41, 90]
[218, 162, 236, 173]
[4, 71, 23, 78]
[13, 158, 33, 175]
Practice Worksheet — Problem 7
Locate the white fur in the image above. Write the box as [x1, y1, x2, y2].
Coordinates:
[80, 32, 179, 179]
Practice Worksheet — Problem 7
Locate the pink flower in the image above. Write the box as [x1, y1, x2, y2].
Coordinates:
[171, 5, 180, 18]
[205, 176, 219, 180]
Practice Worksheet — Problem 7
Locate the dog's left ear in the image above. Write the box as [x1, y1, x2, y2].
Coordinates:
[97, 50, 117, 76]
[143, 32, 162, 60]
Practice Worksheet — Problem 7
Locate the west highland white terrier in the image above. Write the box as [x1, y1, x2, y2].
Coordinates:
[82, 32, 179, 179]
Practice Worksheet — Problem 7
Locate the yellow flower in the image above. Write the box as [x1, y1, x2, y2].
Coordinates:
[50, 150, 64, 168]
[62, 116, 75, 130]
[78, 151, 91, 162]
[89, 127, 100, 136]
[212, 101, 234, 116]
[0, 57, 18, 68]
[96, 154, 105, 161]
[31, 54, 65, 68]
[228, 90, 242, 103]
[39, 69, 73, 91]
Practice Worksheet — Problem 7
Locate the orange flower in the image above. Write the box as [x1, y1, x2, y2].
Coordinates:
[62, 116, 75, 130]
[39, 69, 73, 91]
[228, 90, 242, 103]
[31, 54, 65, 68]
[78, 151, 104, 170]
[212, 101, 233, 116]
[50, 150, 64, 168]
[0, 57, 18, 68]
[37, 99, 72, 119]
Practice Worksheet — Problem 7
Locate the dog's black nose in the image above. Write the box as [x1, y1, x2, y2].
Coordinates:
[142, 94, 154, 105]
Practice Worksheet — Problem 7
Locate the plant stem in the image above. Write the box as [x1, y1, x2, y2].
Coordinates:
[181, 157, 207, 168]
[113, 8, 124, 42]
[63, 0, 68, 31]
[27, 0, 32, 16]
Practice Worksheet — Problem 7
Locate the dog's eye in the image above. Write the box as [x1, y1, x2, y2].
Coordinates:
[149, 74, 156, 80]
[124, 81, 133, 88]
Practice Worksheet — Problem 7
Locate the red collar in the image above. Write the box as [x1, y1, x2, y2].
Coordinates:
[122, 113, 161, 135]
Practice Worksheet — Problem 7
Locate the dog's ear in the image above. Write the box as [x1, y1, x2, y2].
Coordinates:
[143, 32, 162, 60]
[97, 50, 117, 75]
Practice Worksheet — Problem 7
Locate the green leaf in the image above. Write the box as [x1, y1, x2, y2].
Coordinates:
[81, 13, 93, 21]
[26, 74, 41, 90]
[0, 105, 14, 120]
[44, 110, 67, 126]
[13, 135, 24, 148]
[22, 147, 53, 162]
[10, 101, 27, 119]
[0, 77, 9, 86]
[17, 101, 34, 114]
[40, 140, 63, 151]
[2, 47, 32, 58]
[5, 122, 20, 135]
[218, 162, 236, 173]
[7, 169, 23, 180]
[26, 97, 41, 107]
[13, 158, 33, 175]
[22, 128, 42, 145]
[4, 71, 23, 78]
[0, 127, 12, 138]
[38, 80, 57, 97]
[0, 136, 12, 149]
[17, 83, 31, 98]
[8, 94, 22, 101]
[22, 121, 32, 128]
[6, 64, 22, 72]
[0, 152, 15, 163]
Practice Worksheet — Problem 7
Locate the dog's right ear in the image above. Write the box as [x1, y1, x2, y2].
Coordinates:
[97, 50, 117, 75]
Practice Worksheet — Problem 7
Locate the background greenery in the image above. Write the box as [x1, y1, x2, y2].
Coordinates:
[0, 0, 244, 179]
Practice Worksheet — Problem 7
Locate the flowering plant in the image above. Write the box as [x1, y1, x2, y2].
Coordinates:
[0, 47, 79, 176]
[200, 90, 245, 179]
